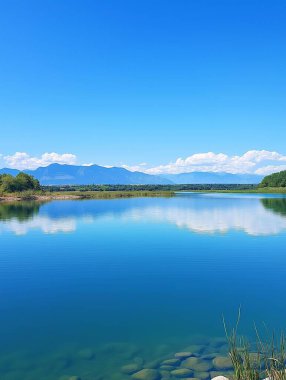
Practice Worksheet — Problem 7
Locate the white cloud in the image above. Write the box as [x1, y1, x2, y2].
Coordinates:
[1, 149, 286, 176]
[138, 150, 286, 175]
[255, 165, 286, 175]
[239, 150, 286, 163]
[3, 152, 77, 170]
[121, 163, 148, 172]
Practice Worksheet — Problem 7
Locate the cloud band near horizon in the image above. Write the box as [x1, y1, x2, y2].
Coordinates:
[1, 150, 286, 176]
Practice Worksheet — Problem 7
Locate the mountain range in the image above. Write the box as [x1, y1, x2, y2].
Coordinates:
[0, 164, 171, 185]
[0, 163, 264, 185]
[160, 172, 263, 184]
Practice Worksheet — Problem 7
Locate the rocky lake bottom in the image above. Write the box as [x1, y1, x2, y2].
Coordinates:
[0, 337, 235, 380]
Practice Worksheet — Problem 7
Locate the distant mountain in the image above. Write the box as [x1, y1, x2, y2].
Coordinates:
[160, 172, 263, 184]
[0, 165, 264, 185]
[0, 163, 171, 185]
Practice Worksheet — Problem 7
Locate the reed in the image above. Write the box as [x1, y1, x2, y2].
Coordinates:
[224, 311, 286, 380]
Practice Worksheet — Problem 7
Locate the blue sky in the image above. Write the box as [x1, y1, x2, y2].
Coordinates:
[0, 0, 286, 174]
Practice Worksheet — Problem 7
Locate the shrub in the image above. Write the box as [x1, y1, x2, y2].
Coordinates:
[0, 173, 40, 193]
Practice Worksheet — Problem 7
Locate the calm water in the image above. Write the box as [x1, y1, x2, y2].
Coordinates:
[1, 193, 286, 380]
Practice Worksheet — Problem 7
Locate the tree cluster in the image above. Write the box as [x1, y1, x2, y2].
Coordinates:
[0, 173, 40, 193]
[259, 170, 286, 187]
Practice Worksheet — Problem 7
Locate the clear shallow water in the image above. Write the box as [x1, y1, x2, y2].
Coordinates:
[1, 193, 286, 379]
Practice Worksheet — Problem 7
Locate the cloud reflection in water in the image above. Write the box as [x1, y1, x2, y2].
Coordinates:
[1, 195, 286, 236]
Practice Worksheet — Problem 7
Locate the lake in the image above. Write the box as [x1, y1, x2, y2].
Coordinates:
[1, 193, 286, 380]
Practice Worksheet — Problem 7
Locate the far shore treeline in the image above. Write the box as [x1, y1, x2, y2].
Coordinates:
[0, 170, 286, 194]
[44, 184, 256, 191]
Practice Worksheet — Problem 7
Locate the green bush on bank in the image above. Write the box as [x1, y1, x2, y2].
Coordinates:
[0, 173, 40, 193]
[259, 170, 286, 188]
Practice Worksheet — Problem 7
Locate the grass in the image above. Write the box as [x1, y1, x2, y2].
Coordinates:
[0, 189, 174, 201]
[224, 311, 286, 380]
[180, 187, 286, 194]
[46, 190, 174, 199]
[230, 187, 286, 193]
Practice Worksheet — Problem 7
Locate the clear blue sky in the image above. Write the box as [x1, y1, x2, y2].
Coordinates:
[0, 0, 285, 168]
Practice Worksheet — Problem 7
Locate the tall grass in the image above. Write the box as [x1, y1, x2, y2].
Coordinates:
[224, 311, 286, 380]
[47, 190, 174, 199]
[0, 190, 174, 202]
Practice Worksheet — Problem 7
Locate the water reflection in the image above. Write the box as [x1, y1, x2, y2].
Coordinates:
[0, 202, 41, 221]
[261, 198, 286, 217]
[0, 201, 75, 235]
[1, 194, 286, 236]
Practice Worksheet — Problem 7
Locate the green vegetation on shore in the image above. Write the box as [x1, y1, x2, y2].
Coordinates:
[259, 170, 286, 188]
[0, 173, 40, 192]
[0, 174, 174, 200]
[44, 184, 286, 194]
[1, 171, 286, 202]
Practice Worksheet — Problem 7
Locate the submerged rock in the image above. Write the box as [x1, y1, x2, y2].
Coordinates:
[193, 371, 210, 380]
[160, 365, 175, 371]
[121, 363, 142, 374]
[160, 370, 172, 379]
[161, 358, 180, 366]
[181, 357, 212, 371]
[144, 359, 162, 369]
[170, 368, 193, 378]
[131, 368, 161, 380]
[174, 352, 193, 359]
[212, 356, 232, 370]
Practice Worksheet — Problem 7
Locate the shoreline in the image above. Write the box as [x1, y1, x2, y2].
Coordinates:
[0, 190, 175, 202]
[1, 187, 286, 202]
[178, 187, 286, 194]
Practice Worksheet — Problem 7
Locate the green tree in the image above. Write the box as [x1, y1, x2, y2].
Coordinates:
[0, 172, 40, 193]
[259, 170, 286, 187]
[15, 172, 40, 191]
